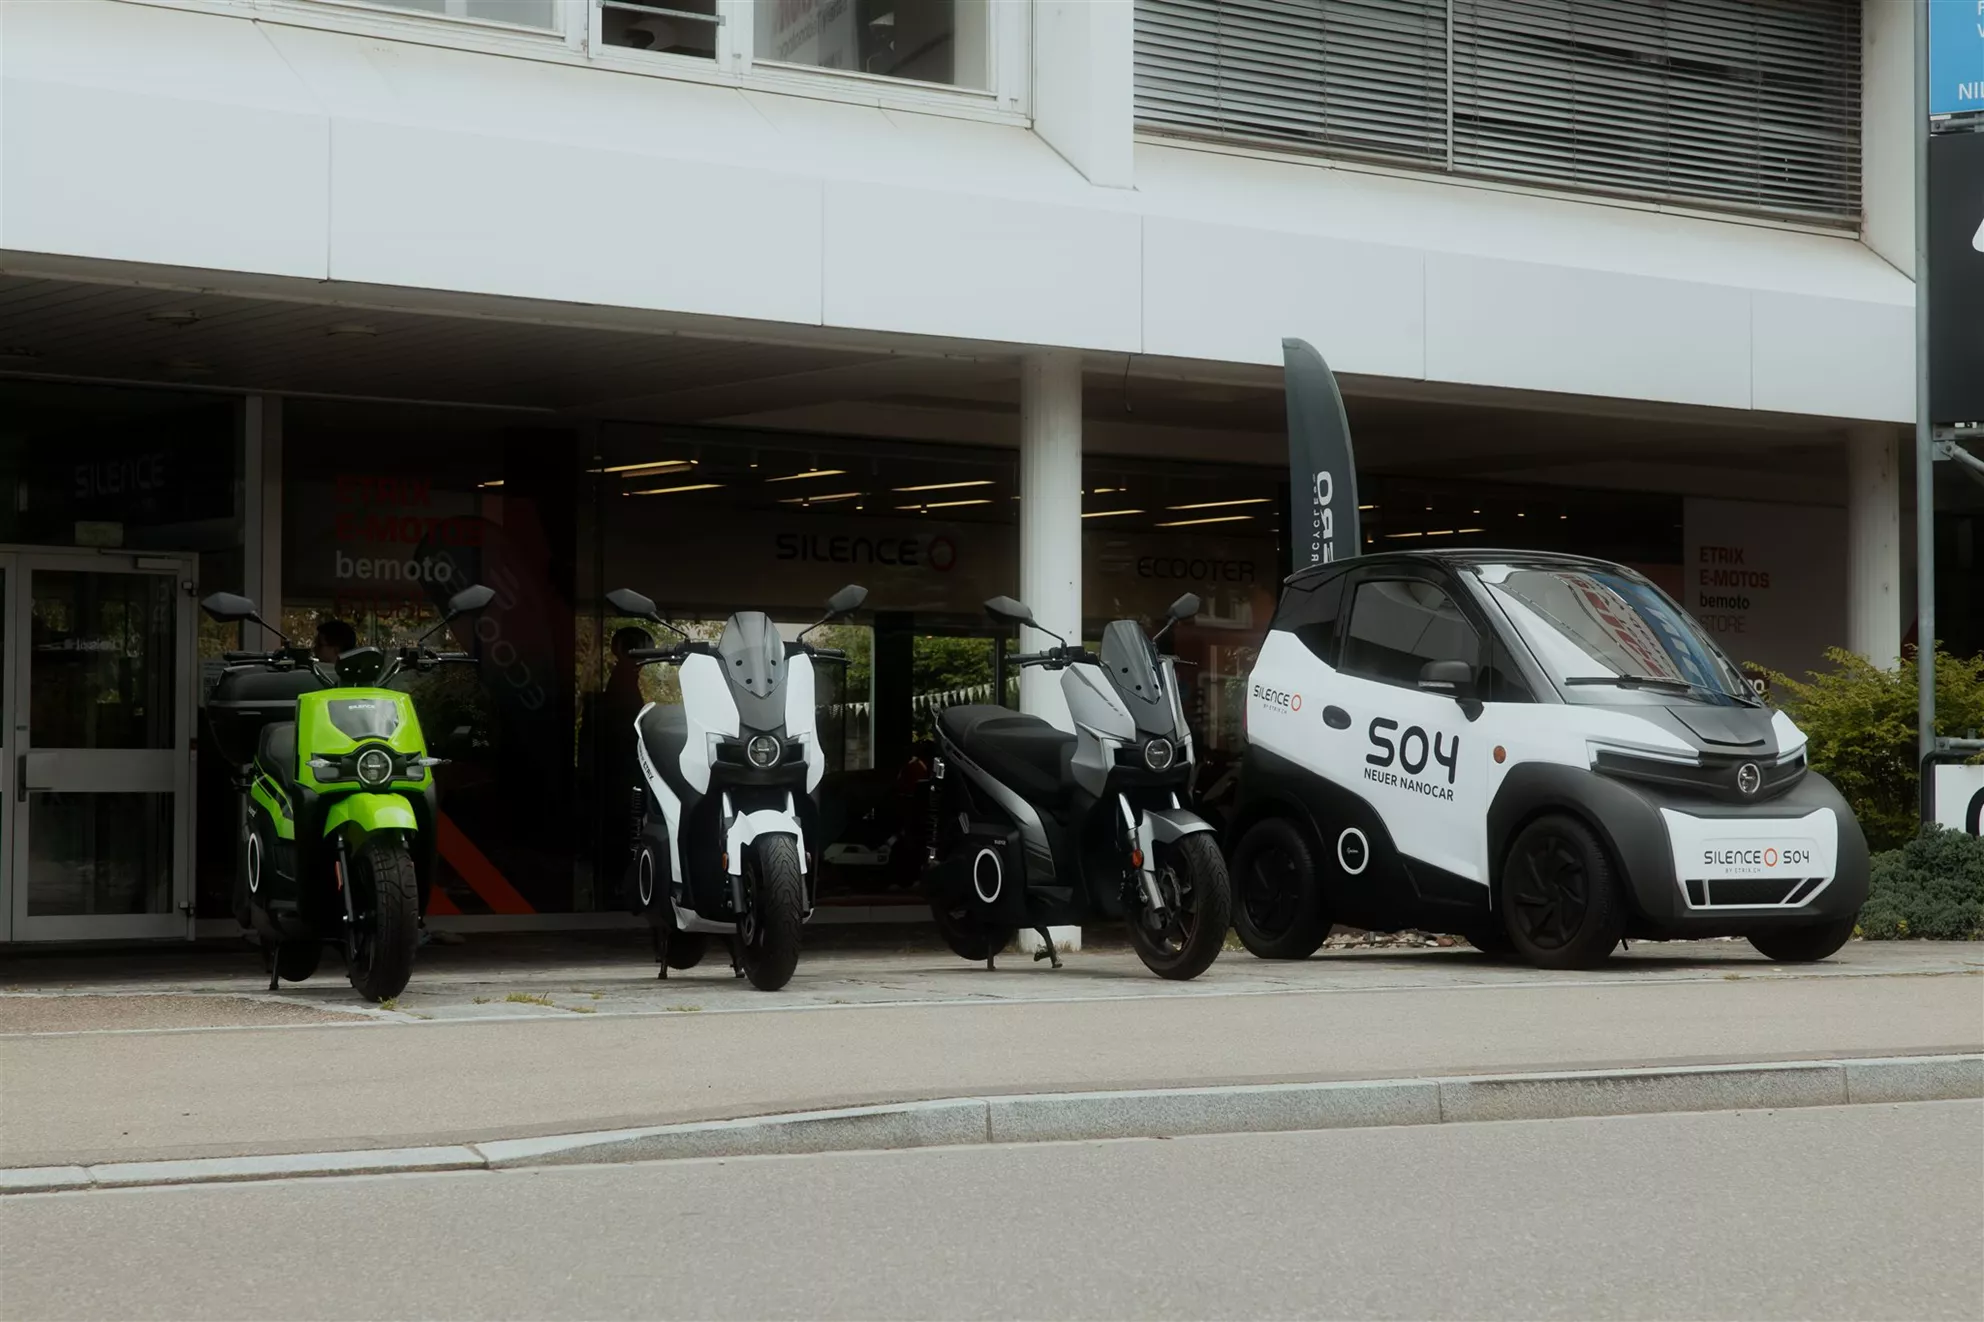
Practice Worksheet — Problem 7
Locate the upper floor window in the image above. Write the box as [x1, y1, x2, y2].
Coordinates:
[1133, 0, 1862, 226]
[750, 0, 990, 88]
[362, 0, 560, 27]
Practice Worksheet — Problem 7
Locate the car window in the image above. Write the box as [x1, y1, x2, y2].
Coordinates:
[1340, 578, 1479, 689]
[1275, 572, 1346, 666]
[1479, 634, 1535, 703]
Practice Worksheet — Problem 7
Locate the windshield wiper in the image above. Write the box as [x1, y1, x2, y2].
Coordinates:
[1563, 674, 1760, 705]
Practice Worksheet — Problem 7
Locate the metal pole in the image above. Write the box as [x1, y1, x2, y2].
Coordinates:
[1916, 0, 1937, 778]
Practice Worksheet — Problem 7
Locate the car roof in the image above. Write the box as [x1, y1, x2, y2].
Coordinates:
[1282, 548, 1632, 588]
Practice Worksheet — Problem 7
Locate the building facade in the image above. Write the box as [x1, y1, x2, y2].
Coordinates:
[0, 0, 1937, 938]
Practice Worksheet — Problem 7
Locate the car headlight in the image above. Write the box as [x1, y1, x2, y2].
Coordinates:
[355, 746, 394, 788]
[746, 734, 782, 769]
[1143, 737, 1176, 771]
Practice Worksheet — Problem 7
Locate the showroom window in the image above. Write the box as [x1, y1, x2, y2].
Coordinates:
[1134, 0, 1863, 224]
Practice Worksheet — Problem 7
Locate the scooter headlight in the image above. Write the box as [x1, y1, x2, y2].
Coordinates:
[1143, 737, 1176, 771]
[746, 734, 782, 769]
[355, 746, 394, 788]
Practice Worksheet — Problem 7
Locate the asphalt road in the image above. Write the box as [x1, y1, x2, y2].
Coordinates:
[5, 1101, 1978, 1322]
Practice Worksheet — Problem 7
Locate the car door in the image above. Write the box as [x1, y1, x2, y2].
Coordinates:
[1329, 569, 1491, 886]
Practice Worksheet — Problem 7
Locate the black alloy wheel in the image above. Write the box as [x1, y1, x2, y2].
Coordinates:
[1500, 814, 1625, 970]
[1229, 818, 1330, 960]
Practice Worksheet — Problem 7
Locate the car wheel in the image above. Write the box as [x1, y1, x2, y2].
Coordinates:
[1230, 817, 1330, 960]
[1500, 814, 1625, 970]
[1748, 916, 1856, 963]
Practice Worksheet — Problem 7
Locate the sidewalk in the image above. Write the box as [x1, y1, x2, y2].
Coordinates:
[3, 938, 1977, 1169]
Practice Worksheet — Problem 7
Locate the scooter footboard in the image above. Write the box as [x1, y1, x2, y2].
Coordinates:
[930, 823, 1030, 928]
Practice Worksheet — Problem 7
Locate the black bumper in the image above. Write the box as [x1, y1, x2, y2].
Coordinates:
[1490, 764, 1870, 939]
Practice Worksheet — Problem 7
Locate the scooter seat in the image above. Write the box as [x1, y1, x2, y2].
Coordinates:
[256, 721, 298, 793]
[938, 705, 1076, 806]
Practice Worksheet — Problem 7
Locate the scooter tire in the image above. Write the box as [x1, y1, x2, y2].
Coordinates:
[1130, 832, 1232, 981]
[932, 905, 1013, 963]
[347, 837, 420, 1002]
[667, 931, 709, 970]
[1230, 817, 1330, 960]
[740, 836, 805, 991]
[274, 939, 322, 983]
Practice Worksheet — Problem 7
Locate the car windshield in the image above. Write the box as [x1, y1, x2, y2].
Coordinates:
[1467, 563, 1757, 706]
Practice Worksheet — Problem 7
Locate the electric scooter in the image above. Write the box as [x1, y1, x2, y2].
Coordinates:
[605, 584, 866, 991]
[921, 593, 1232, 980]
[200, 585, 494, 1001]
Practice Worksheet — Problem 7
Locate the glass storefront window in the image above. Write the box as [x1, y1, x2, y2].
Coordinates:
[601, 0, 719, 57]
[754, 0, 989, 88]
[321, 0, 561, 29]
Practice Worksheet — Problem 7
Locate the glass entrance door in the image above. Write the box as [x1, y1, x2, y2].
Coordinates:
[4, 551, 195, 941]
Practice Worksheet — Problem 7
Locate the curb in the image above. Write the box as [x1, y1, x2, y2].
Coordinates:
[7, 1053, 1978, 1195]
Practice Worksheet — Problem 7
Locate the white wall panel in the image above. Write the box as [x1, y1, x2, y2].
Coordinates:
[329, 120, 823, 324]
[0, 2, 329, 277]
[1425, 255, 1753, 410]
[821, 183, 1140, 349]
[1141, 217, 1423, 376]
[1752, 291, 1912, 422]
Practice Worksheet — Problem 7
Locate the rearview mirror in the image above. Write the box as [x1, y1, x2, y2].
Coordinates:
[200, 592, 261, 624]
[825, 584, 868, 618]
[445, 584, 497, 617]
[1168, 593, 1202, 622]
[1418, 659, 1476, 701]
[984, 596, 1036, 629]
[605, 588, 658, 620]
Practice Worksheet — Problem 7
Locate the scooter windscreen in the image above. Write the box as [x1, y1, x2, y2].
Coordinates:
[717, 610, 789, 731]
[1099, 619, 1178, 736]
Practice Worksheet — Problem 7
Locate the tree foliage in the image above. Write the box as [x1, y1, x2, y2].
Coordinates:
[1766, 646, 1984, 852]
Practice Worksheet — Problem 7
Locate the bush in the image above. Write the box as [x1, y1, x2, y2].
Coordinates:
[1857, 827, 1984, 940]
[1765, 646, 1984, 852]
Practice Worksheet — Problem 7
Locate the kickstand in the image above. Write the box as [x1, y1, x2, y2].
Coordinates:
[1031, 927, 1062, 970]
[263, 945, 279, 992]
[653, 929, 668, 980]
[729, 936, 746, 979]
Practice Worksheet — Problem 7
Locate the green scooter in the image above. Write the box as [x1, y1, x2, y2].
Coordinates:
[201, 585, 494, 1001]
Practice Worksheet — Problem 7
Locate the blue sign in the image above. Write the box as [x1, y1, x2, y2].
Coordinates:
[1931, 0, 1984, 117]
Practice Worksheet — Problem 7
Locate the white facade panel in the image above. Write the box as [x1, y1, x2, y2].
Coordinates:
[1140, 217, 1424, 378]
[329, 119, 825, 324]
[822, 183, 1141, 350]
[1424, 255, 1753, 411]
[1751, 291, 1914, 423]
[0, 3, 329, 278]
[0, 0, 1916, 424]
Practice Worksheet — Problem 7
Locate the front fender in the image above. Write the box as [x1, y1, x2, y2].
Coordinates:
[1141, 806, 1217, 845]
[727, 797, 807, 874]
[323, 792, 421, 840]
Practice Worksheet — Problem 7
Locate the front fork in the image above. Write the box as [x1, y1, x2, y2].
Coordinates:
[1119, 795, 1172, 919]
[334, 834, 358, 964]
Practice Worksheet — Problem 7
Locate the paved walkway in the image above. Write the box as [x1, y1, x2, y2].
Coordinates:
[3, 936, 1976, 1168]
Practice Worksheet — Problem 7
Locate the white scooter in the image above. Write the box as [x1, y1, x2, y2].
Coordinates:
[605, 584, 865, 991]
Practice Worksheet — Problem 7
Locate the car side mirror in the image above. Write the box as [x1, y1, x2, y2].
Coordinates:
[825, 584, 868, 618]
[445, 584, 496, 618]
[1418, 659, 1476, 702]
[200, 591, 261, 624]
[984, 596, 1036, 629]
[1168, 593, 1202, 622]
[605, 588, 658, 620]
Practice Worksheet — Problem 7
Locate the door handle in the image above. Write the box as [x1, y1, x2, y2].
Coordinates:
[1322, 706, 1352, 730]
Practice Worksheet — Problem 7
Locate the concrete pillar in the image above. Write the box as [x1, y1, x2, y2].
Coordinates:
[1018, 351, 1083, 731]
[1017, 350, 1084, 956]
[1847, 425, 1904, 667]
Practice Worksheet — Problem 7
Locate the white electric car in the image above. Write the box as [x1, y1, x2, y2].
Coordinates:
[1229, 550, 1870, 969]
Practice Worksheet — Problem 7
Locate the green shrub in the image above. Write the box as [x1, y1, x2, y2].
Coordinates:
[1764, 647, 1984, 852]
[1857, 827, 1984, 940]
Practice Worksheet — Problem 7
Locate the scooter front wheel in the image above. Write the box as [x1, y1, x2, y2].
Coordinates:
[739, 835, 805, 991]
[1129, 833, 1232, 981]
[346, 836, 420, 1002]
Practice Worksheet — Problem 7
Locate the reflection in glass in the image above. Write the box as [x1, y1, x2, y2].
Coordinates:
[603, 0, 718, 57]
[30, 572, 176, 750]
[347, 0, 559, 28]
[27, 793, 174, 916]
[756, 0, 989, 89]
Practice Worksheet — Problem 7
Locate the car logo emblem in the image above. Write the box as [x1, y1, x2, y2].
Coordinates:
[1736, 763, 1762, 796]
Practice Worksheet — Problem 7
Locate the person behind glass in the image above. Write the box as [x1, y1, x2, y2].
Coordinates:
[314, 618, 357, 667]
[598, 626, 651, 900]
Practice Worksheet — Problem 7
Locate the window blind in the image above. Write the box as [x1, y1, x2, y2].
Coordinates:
[1134, 0, 1862, 224]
